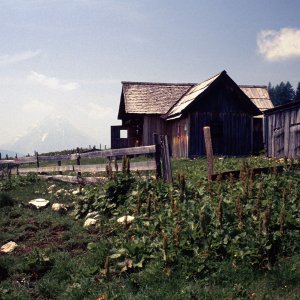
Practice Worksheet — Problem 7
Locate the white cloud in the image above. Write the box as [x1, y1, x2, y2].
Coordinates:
[84, 102, 115, 120]
[0, 50, 41, 66]
[257, 27, 300, 61]
[22, 99, 55, 115]
[27, 71, 79, 91]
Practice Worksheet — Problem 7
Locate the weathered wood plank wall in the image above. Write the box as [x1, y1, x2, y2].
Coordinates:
[265, 103, 300, 158]
[166, 117, 189, 158]
[111, 125, 129, 149]
[165, 84, 257, 158]
[189, 112, 252, 156]
[143, 115, 166, 146]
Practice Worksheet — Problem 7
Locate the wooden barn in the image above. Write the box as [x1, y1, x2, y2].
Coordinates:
[113, 70, 273, 157]
[116, 81, 193, 147]
[264, 100, 300, 158]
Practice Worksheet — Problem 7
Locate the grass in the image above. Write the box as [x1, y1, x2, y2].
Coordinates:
[1, 157, 300, 299]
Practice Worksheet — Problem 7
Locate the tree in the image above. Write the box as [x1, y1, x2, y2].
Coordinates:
[295, 82, 300, 102]
[268, 81, 295, 106]
[283, 81, 295, 103]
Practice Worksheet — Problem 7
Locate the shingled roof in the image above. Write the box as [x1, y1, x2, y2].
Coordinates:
[240, 85, 273, 112]
[118, 82, 194, 118]
[118, 72, 272, 119]
[166, 71, 224, 117]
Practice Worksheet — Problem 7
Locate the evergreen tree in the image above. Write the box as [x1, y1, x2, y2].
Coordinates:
[268, 82, 275, 103]
[295, 82, 300, 102]
[268, 81, 295, 106]
[283, 81, 295, 103]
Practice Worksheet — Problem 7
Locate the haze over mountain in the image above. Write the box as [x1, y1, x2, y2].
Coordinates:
[1, 117, 95, 155]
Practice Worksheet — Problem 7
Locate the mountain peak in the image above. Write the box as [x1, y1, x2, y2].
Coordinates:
[8, 117, 94, 154]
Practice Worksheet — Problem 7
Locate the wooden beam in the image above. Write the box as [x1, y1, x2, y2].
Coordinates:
[16, 160, 157, 174]
[203, 126, 214, 181]
[79, 145, 156, 159]
[38, 175, 107, 185]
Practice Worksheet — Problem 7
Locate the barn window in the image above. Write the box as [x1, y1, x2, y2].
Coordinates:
[120, 129, 128, 139]
[210, 121, 223, 138]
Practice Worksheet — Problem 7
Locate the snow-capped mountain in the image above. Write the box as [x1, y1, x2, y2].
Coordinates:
[6, 116, 94, 155]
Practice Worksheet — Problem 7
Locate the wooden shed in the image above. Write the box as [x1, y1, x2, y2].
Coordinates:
[165, 71, 261, 157]
[113, 70, 272, 157]
[264, 100, 300, 158]
[240, 85, 274, 153]
[116, 81, 194, 147]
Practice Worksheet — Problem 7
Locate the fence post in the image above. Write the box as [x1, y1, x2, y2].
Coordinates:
[76, 148, 81, 177]
[203, 126, 214, 181]
[36, 152, 39, 168]
[153, 133, 162, 179]
[161, 135, 172, 183]
[58, 160, 62, 175]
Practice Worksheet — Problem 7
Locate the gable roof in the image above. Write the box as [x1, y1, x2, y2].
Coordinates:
[118, 71, 271, 119]
[240, 85, 273, 112]
[166, 71, 261, 118]
[118, 81, 194, 118]
[166, 71, 224, 117]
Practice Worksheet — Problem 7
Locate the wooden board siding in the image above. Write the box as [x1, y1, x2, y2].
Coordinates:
[111, 125, 129, 149]
[189, 112, 253, 156]
[253, 117, 264, 153]
[265, 104, 300, 158]
[120, 117, 144, 147]
[185, 86, 255, 157]
[143, 115, 166, 146]
[167, 117, 189, 158]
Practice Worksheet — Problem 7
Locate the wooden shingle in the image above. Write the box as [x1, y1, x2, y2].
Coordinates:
[120, 81, 195, 116]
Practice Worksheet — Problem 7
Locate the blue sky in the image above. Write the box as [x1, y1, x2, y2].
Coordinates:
[0, 0, 300, 151]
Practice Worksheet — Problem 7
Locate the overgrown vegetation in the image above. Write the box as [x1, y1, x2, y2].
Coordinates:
[1, 157, 300, 299]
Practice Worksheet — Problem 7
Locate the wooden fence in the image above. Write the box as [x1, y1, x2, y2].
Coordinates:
[0, 134, 172, 184]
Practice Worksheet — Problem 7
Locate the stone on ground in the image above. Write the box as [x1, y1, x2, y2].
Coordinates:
[85, 212, 100, 219]
[117, 215, 135, 225]
[51, 203, 68, 212]
[1, 241, 18, 253]
[28, 198, 50, 209]
[83, 218, 99, 228]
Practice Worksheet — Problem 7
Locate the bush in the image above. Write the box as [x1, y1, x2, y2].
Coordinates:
[0, 193, 14, 208]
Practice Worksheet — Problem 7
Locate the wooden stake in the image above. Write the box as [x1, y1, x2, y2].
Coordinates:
[76, 148, 81, 177]
[153, 133, 162, 179]
[58, 160, 62, 175]
[36, 152, 39, 168]
[203, 126, 214, 181]
[161, 135, 172, 183]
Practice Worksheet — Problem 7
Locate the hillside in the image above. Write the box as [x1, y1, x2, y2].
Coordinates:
[6, 117, 94, 155]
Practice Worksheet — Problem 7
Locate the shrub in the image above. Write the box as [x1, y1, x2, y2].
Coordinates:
[0, 193, 14, 208]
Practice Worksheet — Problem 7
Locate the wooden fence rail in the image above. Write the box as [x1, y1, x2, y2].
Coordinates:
[0, 135, 172, 184]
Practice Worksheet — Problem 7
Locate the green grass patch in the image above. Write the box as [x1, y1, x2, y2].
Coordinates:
[1, 157, 300, 299]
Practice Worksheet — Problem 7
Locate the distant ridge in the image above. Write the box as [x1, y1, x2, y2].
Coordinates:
[7, 116, 94, 155]
[0, 149, 24, 159]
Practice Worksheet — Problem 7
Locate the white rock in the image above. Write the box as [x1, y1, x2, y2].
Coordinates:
[51, 203, 68, 212]
[28, 198, 50, 209]
[117, 215, 135, 225]
[1, 241, 18, 253]
[85, 212, 100, 219]
[48, 184, 56, 190]
[83, 218, 98, 228]
[72, 189, 80, 195]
